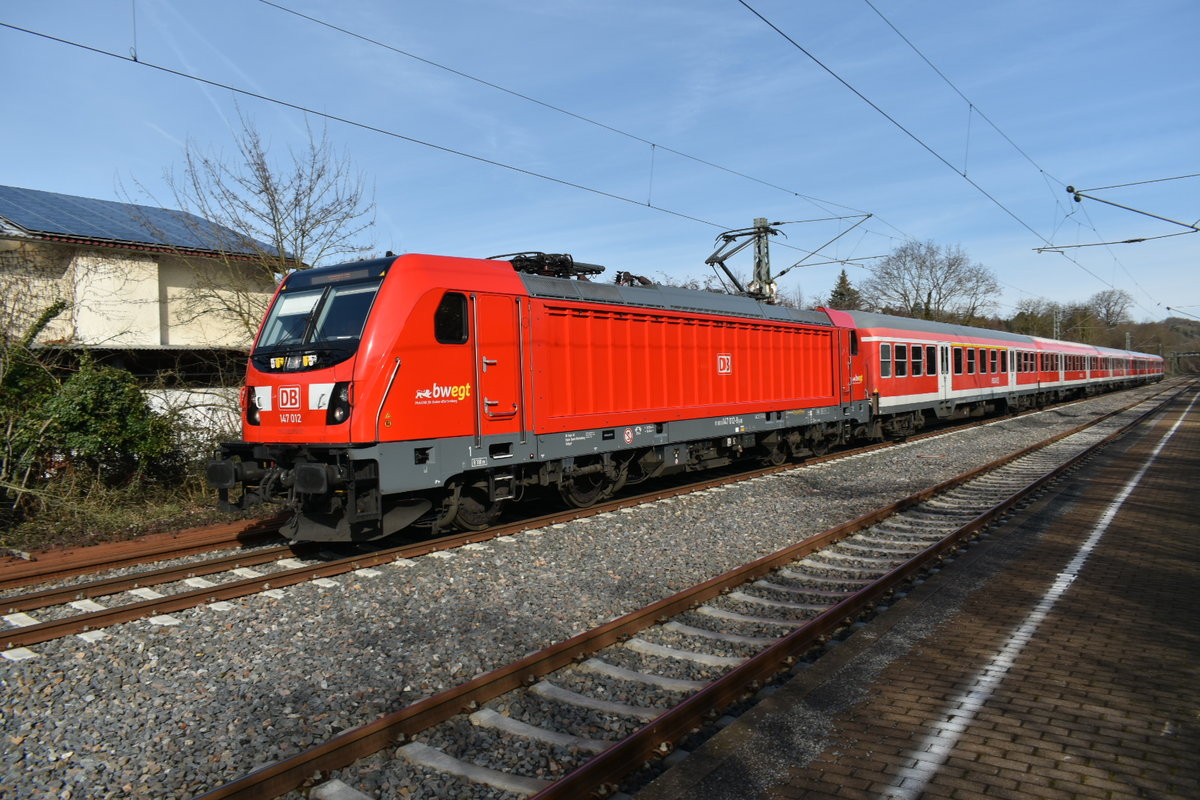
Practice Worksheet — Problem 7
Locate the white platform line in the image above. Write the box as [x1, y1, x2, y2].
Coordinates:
[880, 390, 1197, 800]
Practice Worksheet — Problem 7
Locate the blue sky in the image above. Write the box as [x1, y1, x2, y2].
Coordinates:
[2, 0, 1196, 322]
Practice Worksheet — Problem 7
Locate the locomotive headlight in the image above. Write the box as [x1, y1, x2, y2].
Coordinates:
[326, 381, 352, 425]
[245, 386, 261, 426]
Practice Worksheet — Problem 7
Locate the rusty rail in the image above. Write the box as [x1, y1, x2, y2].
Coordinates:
[0, 515, 286, 592]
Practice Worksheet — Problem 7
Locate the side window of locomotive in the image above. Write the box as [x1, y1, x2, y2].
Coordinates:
[850, 331, 859, 357]
[895, 344, 908, 377]
[880, 343, 892, 378]
[434, 292, 469, 344]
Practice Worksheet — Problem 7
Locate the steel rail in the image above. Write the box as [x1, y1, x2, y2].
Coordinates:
[0, 516, 286, 592]
[1, 544, 297, 613]
[191, 384, 1186, 800]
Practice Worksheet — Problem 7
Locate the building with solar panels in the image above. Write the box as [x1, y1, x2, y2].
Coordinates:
[0, 184, 282, 388]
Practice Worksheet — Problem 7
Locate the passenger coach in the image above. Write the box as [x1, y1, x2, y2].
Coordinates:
[836, 310, 1163, 437]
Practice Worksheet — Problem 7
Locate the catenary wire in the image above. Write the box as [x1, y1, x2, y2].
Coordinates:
[0, 20, 876, 269]
[1078, 173, 1200, 192]
[253, 0, 909, 238]
[734, 0, 1168, 312]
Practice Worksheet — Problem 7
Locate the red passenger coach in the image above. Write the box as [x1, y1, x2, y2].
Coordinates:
[830, 310, 1162, 435]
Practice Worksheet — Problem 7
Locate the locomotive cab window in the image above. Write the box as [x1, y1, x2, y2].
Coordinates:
[434, 292, 469, 344]
[252, 273, 384, 371]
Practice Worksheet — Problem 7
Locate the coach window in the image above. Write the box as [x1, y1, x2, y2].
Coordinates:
[990, 350, 998, 373]
[966, 348, 976, 374]
[954, 347, 963, 375]
[880, 343, 892, 378]
[895, 344, 908, 377]
[926, 345, 936, 375]
[434, 292, 469, 344]
[1001, 350, 1008, 372]
[911, 345, 922, 376]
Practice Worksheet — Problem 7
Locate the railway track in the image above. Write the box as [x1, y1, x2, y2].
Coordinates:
[189, 384, 1187, 799]
[0, 515, 286, 592]
[0, 386, 1169, 656]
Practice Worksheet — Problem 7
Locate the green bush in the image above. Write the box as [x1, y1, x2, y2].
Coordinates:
[39, 362, 179, 482]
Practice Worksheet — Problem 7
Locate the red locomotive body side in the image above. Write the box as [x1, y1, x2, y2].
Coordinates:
[525, 298, 841, 433]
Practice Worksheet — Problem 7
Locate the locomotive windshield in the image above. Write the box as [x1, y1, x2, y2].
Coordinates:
[252, 276, 383, 371]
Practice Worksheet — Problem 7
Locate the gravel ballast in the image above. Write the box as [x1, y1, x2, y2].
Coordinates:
[0, 386, 1171, 799]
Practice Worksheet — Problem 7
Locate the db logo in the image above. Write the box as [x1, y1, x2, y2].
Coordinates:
[278, 385, 302, 410]
[716, 353, 733, 375]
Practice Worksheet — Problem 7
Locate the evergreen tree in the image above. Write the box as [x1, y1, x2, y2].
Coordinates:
[826, 269, 862, 310]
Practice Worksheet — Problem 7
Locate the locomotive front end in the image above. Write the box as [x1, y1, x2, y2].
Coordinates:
[207, 258, 396, 541]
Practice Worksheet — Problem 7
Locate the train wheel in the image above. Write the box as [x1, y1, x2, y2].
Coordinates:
[761, 445, 788, 466]
[560, 473, 609, 508]
[451, 486, 504, 530]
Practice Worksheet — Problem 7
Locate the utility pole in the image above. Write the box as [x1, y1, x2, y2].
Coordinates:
[704, 218, 781, 303]
[749, 218, 775, 301]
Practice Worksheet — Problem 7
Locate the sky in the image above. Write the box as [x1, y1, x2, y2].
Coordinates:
[2, 0, 1197, 322]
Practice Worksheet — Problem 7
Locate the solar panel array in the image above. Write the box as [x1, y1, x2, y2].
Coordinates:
[0, 184, 271, 255]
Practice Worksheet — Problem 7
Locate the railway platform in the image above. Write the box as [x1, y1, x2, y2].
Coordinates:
[635, 386, 1199, 800]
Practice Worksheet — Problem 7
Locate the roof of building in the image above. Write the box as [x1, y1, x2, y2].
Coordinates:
[0, 184, 276, 258]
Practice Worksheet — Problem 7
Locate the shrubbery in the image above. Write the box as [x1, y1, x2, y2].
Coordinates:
[1, 305, 212, 549]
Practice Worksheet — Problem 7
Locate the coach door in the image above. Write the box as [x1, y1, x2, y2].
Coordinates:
[471, 294, 524, 440]
[938, 344, 952, 400]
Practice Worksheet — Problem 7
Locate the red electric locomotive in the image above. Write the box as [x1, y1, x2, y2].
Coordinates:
[207, 252, 1162, 542]
[208, 253, 872, 541]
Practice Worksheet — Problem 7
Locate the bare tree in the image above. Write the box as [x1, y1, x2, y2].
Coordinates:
[142, 116, 376, 339]
[859, 240, 1000, 324]
[1088, 289, 1134, 328]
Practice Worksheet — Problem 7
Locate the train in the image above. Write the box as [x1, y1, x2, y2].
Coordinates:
[206, 251, 1163, 542]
